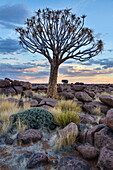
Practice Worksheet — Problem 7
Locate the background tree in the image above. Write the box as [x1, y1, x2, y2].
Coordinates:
[16, 8, 103, 98]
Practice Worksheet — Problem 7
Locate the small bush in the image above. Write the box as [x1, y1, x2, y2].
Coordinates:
[10, 107, 55, 130]
[50, 100, 81, 128]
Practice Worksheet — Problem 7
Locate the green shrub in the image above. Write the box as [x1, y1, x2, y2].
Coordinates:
[10, 107, 55, 130]
[50, 100, 81, 128]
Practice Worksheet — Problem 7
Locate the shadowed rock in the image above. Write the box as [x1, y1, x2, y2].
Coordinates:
[27, 153, 48, 169]
[58, 155, 91, 170]
[17, 129, 42, 144]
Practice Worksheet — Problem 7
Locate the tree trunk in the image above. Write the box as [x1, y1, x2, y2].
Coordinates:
[47, 62, 59, 99]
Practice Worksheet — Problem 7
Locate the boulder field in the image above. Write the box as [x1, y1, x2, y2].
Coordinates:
[0, 79, 113, 169]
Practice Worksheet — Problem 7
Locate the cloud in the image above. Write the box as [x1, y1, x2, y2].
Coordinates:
[0, 21, 16, 29]
[59, 63, 113, 78]
[80, 58, 113, 69]
[0, 4, 30, 24]
[0, 62, 49, 80]
[107, 49, 113, 52]
[0, 38, 23, 54]
[1, 57, 18, 60]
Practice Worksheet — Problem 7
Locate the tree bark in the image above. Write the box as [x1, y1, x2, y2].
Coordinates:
[47, 62, 59, 99]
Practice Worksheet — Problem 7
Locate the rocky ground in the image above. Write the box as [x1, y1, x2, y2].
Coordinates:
[0, 78, 113, 169]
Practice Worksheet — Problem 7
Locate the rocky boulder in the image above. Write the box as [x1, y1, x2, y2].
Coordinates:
[13, 86, 23, 94]
[106, 109, 113, 130]
[79, 113, 97, 125]
[30, 99, 38, 107]
[58, 122, 78, 138]
[58, 91, 74, 100]
[83, 101, 110, 114]
[0, 87, 16, 95]
[94, 127, 113, 149]
[17, 129, 42, 144]
[86, 124, 106, 145]
[23, 90, 33, 98]
[76, 144, 99, 160]
[75, 92, 93, 102]
[40, 97, 58, 107]
[27, 153, 48, 169]
[58, 155, 91, 170]
[72, 85, 85, 91]
[22, 82, 32, 90]
[99, 95, 113, 107]
[97, 145, 113, 170]
[0, 79, 10, 88]
[12, 80, 23, 86]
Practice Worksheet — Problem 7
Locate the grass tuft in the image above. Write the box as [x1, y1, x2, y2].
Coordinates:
[50, 100, 81, 128]
[55, 122, 78, 151]
[0, 98, 30, 134]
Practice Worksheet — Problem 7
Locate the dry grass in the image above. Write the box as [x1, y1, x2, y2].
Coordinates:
[55, 123, 78, 150]
[32, 91, 47, 97]
[0, 97, 30, 134]
[93, 106, 101, 115]
[95, 91, 113, 102]
[16, 118, 27, 132]
[50, 100, 81, 128]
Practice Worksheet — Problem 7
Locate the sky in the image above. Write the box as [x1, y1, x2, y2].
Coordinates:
[0, 0, 113, 84]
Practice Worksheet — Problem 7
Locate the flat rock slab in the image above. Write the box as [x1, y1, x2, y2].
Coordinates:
[27, 153, 48, 169]
[17, 129, 42, 144]
[58, 155, 91, 170]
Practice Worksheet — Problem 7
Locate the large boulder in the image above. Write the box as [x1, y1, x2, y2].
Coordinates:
[13, 86, 23, 94]
[5, 97, 18, 103]
[86, 124, 106, 145]
[56, 123, 78, 150]
[22, 82, 32, 90]
[58, 155, 91, 170]
[58, 91, 74, 100]
[106, 109, 113, 130]
[0, 87, 16, 95]
[30, 99, 38, 107]
[99, 95, 113, 107]
[32, 95, 44, 102]
[84, 90, 95, 98]
[12, 80, 23, 86]
[76, 144, 99, 160]
[34, 85, 47, 91]
[94, 127, 113, 149]
[23, 90, 33, 98]
[17, 129, 42, 144]
[40, 97, 58, 107]
[72, 85, 85, 91]
[97, 145, 113, 170]
[0, 79, 10, 88]
[79, 113, 97, 125]
[32, 95, 58, 107]
[75, 92, 93, 102]
[83, 101, 110, 114]
[27, 153, 48, 169]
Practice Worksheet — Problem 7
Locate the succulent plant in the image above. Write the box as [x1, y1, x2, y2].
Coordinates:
[10, 107, 55, 130]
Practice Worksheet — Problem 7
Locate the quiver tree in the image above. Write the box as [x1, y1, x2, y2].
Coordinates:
[16, 8, 103, 98]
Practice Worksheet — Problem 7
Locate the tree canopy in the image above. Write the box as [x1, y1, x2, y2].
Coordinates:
[16, 8, 103, 98]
